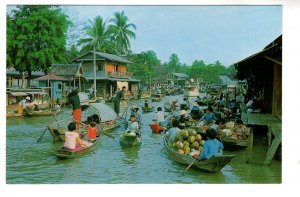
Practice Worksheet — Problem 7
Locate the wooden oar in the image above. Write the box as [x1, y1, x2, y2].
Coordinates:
[37, 127, 48, 142]
[101, 131, 115, 139]
[185, 158, 197, 171]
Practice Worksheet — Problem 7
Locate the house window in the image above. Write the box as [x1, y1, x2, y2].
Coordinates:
[97, 62, 105, 71]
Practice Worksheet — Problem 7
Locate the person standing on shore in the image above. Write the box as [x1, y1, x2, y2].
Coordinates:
[114, 86, 126, 117]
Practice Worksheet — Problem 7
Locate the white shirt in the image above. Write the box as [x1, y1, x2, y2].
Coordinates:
[126, 121, 139, 132]
[156, 111, 165, 122]
[64, 132, 79, 149]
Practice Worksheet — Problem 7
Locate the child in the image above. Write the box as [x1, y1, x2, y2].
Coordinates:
[87, 121, 97, 141]
[64, 122, 92, 150]
[126, 115, 140, 136]
[194, 128, 224, 161]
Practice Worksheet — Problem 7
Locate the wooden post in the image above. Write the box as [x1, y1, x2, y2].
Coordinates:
[246, 127, 253, 164]
[264, 124, 282, 165]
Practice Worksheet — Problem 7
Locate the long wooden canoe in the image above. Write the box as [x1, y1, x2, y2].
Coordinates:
[6, 113, 23, 118]
[119, 131, 141, 147]
[149, 123, 164, 133]
[55, 137, 100, 159]
[222, 127, 251, 149]
[142, 106, 154, 113]
[101, 119, 123, 131]
[163, 137, 234, 173]
[23, 109, 63, 117]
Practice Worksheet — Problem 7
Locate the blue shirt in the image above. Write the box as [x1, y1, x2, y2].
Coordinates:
[198, 139, 224, 160]
[200, 112, 218, 122]
[167, 127, 181, 142]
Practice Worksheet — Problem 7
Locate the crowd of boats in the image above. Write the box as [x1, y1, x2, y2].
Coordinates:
[7, 84, 252, 173]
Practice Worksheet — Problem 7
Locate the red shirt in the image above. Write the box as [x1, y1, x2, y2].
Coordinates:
[88, 127, 97, 140]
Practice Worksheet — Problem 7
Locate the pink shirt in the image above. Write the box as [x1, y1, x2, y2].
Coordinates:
[64, 132, 79, 149]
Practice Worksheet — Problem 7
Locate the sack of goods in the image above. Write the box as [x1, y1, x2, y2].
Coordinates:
[169, 128, 205, 155]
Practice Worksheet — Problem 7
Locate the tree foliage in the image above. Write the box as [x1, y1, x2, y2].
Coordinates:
[7, 5, 70, 87]
[108, 11, 136, 55]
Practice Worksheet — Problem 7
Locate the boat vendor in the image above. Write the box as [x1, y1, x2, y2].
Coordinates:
[178, 110, 190, 129]
[114, 86, 126, 117]
[64, 122, 92, 150]
[199, 106, 218, 126]
[17, 97, 29, 114]
[144, 100, 151, 109]
[193, 128, 224, 161]
[126, 115, 140, 137]
[68, 89, 81, 126]
[165, 119, 181, 142]
[131, 105, 142, 124]
[155, 107, 169, 128]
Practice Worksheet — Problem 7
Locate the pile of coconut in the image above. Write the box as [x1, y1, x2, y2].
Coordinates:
[170, 128, 204, 156]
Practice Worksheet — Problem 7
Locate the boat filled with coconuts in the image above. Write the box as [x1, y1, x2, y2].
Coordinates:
[164, 128, 235, 173]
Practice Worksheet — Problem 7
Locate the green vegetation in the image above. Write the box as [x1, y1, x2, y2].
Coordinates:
[7, 6, 236, 87]
[7, 5, 70, 87]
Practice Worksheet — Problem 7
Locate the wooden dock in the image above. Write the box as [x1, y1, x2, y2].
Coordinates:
[242, 112, 282, 165]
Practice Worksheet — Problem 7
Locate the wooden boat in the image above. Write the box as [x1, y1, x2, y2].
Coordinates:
[152, 94, 163, 102]
[163, 137, 235, 173]
[149, 123, 164, 133]
[222, 127, 251, 149]
[6, 112, 23, 118]
[119, 131, 141, 147]
[184, 85, 199, 97]
[142, 106, 154, 113]
[23, 109, 63, 117]
[102, 119, 123, 131]
[55, 133, 101, 159]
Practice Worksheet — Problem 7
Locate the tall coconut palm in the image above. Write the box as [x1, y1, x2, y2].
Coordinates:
[108, 11, 136, 55]
[77, 16, 115, 54]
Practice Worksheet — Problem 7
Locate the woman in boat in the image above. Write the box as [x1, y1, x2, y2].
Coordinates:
[68, 89, 82, 126]
[131, 105, 142, 124]
[193, 128, 224, 161]
[199, 106, 218, 126]
[231, 119, 248, 140]
[114, 86, 126, 117]
[155, 107, 168, 127]
[190, 102, 202, 120]
[178, 110, 190, 129]
[165, 119, 181, 142]
[126, 115, 140, 137]
[64, 122, 92, 150]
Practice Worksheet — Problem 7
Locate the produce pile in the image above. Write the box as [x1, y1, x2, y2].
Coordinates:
[103, 120, 116, 127]
[169, 128, 205, 156]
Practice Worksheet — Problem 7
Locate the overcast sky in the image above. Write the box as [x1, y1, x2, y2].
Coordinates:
[6, 5, 282, 67]
[61, 5, 282, 67]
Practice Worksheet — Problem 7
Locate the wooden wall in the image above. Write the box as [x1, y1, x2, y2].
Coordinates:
[272, 63, 282, 115]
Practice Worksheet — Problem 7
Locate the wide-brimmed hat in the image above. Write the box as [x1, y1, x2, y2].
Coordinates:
[179, 110, 188, 116]
[26, 96, 31, 101]
[192, 102, 199, 106]
[205, 106, 213, 111]
[132, 105, 139, 110]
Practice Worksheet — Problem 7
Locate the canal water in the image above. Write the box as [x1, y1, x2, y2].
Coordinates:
[6, 95, 281, 184]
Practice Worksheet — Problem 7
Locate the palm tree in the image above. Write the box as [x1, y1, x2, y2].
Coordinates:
[77, 16, 115, 54]
[108, 11, 136, 55]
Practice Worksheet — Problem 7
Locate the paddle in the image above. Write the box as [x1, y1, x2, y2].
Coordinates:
[185, 158, 197, 171]
[101, 131, 115, 139]
[37, 127, 48, 143]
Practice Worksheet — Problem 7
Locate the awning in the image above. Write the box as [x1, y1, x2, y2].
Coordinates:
[234, 43, 279, 68]
[107, 77, 140, 82]
[9, 92, 28, 96]
[26, 92, 48, 95]
[88, 102, 118, 122]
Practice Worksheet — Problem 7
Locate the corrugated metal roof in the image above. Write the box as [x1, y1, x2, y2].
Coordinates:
[172, 73, 189, 78]
[73, 51, 132, 64]
[51, 64, 80, 76]
[34, 74, 68, 81]
[6, 69, 45, 76]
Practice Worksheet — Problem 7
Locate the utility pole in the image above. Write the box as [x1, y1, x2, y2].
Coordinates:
[93, 46, 97, 100]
